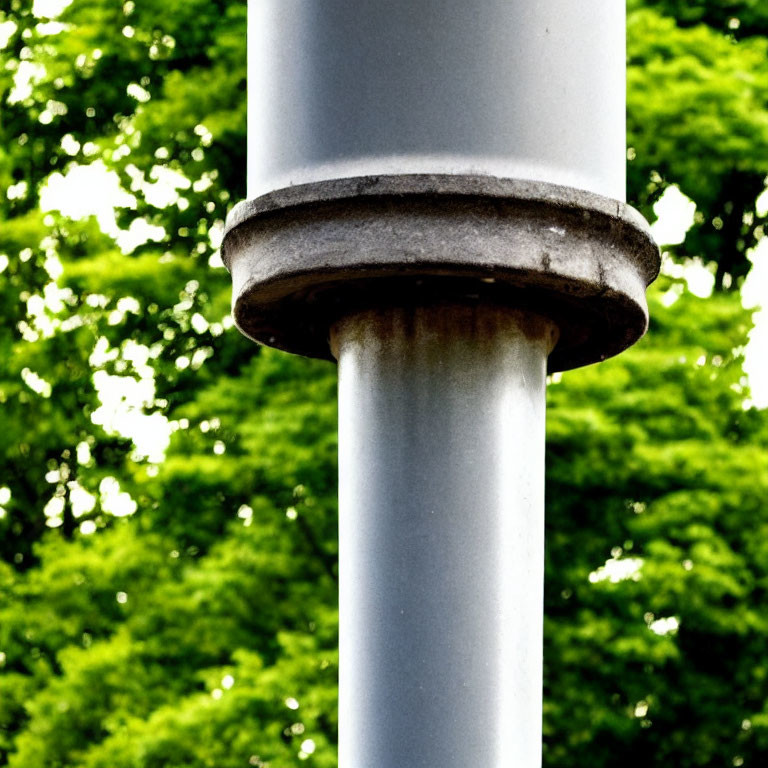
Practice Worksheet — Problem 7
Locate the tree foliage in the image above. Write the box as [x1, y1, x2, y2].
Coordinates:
[1, 0, 767, 766]
[627, 0, 768, 289]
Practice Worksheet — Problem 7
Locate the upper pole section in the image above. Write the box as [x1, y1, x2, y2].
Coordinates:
[248, 0, 626, 201]
[225, 1, 658, 370]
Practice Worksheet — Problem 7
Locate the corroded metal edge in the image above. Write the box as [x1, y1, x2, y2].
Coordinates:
[221, 174, 660, 372]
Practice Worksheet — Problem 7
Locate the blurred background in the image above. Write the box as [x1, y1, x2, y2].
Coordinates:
[1, 0, 768, 765]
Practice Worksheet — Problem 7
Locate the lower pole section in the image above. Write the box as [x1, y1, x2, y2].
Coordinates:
[333, 303, 557, 768]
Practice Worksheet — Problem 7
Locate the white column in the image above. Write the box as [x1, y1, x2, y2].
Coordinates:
[248, 0, 625, 200]
[333, 303, 557, 768]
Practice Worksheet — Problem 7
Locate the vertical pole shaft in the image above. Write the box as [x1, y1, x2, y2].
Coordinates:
[333, 303, 557, 767]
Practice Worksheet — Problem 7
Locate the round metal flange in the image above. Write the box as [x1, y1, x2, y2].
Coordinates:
[221, 174, 659, 372]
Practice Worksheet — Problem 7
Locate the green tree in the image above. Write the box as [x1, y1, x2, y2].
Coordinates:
[1, 1, 767, 767]
[627, 0, 768, 289]
[544, 282, 768, 766]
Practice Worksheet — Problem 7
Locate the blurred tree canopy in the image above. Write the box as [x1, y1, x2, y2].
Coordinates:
[0, 0, 767, 766]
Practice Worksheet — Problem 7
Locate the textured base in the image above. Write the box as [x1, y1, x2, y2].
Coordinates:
[222, 174, 659, 371]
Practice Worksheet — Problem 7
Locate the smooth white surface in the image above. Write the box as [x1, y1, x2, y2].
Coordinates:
[335, 305, 554, 768]
[248, 0, 626, 201]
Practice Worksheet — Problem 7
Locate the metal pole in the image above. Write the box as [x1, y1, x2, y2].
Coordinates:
[248, 0, 626, 201]
[333, 304, 556, 766]
[222, 2, 660, 766]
